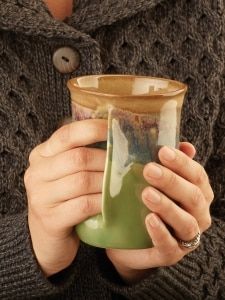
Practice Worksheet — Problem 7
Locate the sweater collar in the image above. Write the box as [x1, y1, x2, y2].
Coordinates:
[0, 0, 164, 36]
[70, 0, 164, 32]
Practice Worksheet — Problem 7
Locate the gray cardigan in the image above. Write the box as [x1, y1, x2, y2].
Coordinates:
[0, 0, 225, 299]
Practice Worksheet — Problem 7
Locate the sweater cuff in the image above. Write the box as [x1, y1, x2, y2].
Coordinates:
[95, 219, 224, 299]
[95, 248, 200, 299]
[0, 211, 79, 299]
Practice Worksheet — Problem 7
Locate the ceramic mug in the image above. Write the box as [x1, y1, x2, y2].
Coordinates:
[67, 75, 187, 249]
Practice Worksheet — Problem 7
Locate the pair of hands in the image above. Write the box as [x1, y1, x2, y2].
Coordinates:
[25, 119, 214, 282]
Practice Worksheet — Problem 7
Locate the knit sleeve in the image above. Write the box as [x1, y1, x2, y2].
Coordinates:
[0, 212, 66, 299]
[95, 218, 225, 299]
[0, 37, 79, 299]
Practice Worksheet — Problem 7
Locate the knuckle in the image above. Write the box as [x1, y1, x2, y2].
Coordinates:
[166, 199, 176, 211]
[74, 148, 89, 168]
[195, 166, 208, 185]
[184, 217, 198, 238]
[165, 172, 177, 189]
[24, 169, 30, 187]
[203, 214, 212, 231]
[160, 198, 175, 215]
[76, 171, 90, 192]
[24, 168, 35, 188]
[28, 148, 38, 163]
[191, 186, 204, 206]
[206, 188, 214, 203]
[80, 196, 93, 216]
[56, 123, 71, 145]
[90, 122, 105, 141]
[177, 152, 190, 170]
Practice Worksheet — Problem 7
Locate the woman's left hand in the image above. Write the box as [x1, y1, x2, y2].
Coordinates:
[106, 142, 214, 283]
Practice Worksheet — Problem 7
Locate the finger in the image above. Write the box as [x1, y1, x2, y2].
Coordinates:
[107, 214, 184, 270]
[158, 146, 203, 183]
[143, 165, 212, 231]
[30, 119, 107, 160]
[143, 162, 206, 206]
[179, 142, 196, 159]
[142, 187, 204, 238]
[52, 193, 102, 229]
[152, 146, 213, 203]
[41, 171, 104, 204]
[34, 147, 106, 181]
[145, 213, 184, 266]
[143, 162, 212, 228]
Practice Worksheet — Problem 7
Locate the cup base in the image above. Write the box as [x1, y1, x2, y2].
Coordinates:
[76, 215, 153, 249]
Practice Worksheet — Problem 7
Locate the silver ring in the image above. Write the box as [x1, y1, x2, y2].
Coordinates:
[177, 232, 201, 249]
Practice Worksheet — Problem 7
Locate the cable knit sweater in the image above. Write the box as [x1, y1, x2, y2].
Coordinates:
[0, 0, 225, 299]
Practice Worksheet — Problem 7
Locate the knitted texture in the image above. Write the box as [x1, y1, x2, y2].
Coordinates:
[0, 0, 225, 299]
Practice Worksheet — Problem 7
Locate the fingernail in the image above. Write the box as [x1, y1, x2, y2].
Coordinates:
[161, 146, 176, 161]
[148, 214, 160, 228]
[144, 189, 161, 204]
[146, 164, 162, 179]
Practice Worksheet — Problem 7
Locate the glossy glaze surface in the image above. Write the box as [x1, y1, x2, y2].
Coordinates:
[67, 75, 187, 249]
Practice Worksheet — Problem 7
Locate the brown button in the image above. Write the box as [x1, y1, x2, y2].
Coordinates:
[53, 47, 80, 73]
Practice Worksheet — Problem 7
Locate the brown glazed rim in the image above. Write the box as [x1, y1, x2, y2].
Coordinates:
[67, 74, 187, 98]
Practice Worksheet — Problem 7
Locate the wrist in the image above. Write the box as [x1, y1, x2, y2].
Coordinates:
[28, 214, 79, 277]
[109, 260, 152, 285]
[37, 236, 79, 277]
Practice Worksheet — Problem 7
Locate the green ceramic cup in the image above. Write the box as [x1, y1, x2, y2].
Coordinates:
[67, 75, 187, 249]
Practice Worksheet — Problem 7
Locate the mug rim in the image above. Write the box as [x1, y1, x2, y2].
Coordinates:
[67, 74, 187, 98]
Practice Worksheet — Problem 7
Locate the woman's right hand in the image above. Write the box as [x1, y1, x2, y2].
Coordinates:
[24, 119, 107, 277]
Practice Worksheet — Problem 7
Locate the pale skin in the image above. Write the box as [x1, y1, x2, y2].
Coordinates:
[26, 119, 214, 282]
[25, 0, 214, 283]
